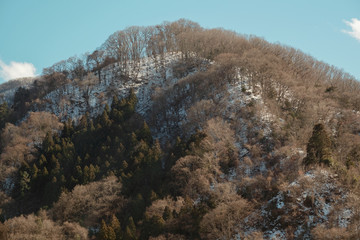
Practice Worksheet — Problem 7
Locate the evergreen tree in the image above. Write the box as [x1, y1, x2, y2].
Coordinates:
[0, 102, 11, 129]
[111, 96, 119, 109]
[43, 132, 55, 154]
[31, 164, 39, 178]
[62, 118, 74, 138]
[129, 132, 138, 150]
[104, 104, 110, 114]
[163, 206, 172, 220]
[124, 226, 135, 240]
[89, 119, 96, 132]
[141, 215, 165, 239]
[122, 160, 128, 170]
[107, 226, 116, 240]
[39, 154, 47, 166]
[100, 109, 112, 128]
[99, 220, 110, 240]
[83, 165, 90, 184]
[50, 155, 60, 175]
[138, 121, 152, 145]
[78, 113, 89, 131]
[150, 140, 162, 163]
[42, 167, 49, 177]
[19, 170, 31, 196]
[89, 164, 97, 181]
[346, 145, 360, 168]
[110, 214, 122, 240]
[122, 89, 137, 119]
[303, 123, 334, 166]
[127, 89, 137, 108]
[124, 217, 137, 240]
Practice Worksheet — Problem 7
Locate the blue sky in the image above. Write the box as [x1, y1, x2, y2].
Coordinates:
[0, 0, 359, 83]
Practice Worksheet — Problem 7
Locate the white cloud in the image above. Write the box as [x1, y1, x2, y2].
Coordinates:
[0, 59, 37, 81]
[343, 18, 360, 42]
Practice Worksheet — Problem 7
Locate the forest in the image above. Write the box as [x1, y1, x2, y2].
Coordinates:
[0, 19, 360, 239]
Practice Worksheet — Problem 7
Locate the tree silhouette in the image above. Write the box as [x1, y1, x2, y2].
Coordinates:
[303, 123, 333, 166]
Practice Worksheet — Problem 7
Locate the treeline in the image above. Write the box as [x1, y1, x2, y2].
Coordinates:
[41, 18, 360, 114]
[37, 19, 360, 126]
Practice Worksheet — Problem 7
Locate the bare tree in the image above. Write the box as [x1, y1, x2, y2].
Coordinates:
[87, 50, 105, 81]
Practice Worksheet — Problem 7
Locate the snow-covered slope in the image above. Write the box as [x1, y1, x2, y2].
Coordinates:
[0, 77, 35, 104]
[35, 53, 186, 122]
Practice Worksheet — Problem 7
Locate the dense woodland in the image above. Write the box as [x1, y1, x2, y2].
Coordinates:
[1, 19, 360, 239]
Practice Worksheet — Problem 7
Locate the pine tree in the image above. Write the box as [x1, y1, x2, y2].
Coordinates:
[83, 165, 90, 184]
[110, 214, 122, 240]
[150, 140, 162, 163]
[303, 123, 334, 166]
[173, 136, 186, 158]
[130, 132, 138, 149]
[43, 132, 55, 154]
[79, 113, 88, 131]
[104, 104, 110, 114]
[62, 118, 74, 138]
[124, 226, 135, 240]
[122, 160, 128, 170]
[100, 110, 112, 128]
[142, 215, 165, 239]
[107, 226, 116, 240]
[42, 167, 49, 177]
[0, 102, 11, 129]
[163, 206, 172, 220]
[346, 145, 360, 168]
[50, 155, 60, 175]
[39, 154, 47, 166]
[32, 164, 39, 178]
[138, 121, 152, 145]
[89, 164, 97, 181]
[99, 220, 110, 240]
[127, 89, 138, 107]
[111, 96, 119, 110]
[122, 89, 137, 119]
[149, 190, 158, 202]
[89, 119, 96, 132]
[124, 217, 137, 240]
[19, 170, 31, 196]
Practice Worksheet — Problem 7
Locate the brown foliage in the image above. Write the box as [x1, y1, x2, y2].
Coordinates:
[5, 210, 88, 240]
[200, 197, 253, 240]
[0, 222, 7, 240]
[149, 233, 187, 240]
[0, 112, 62, 184]
[311, 225, 352, 240]
[171, 118, 238, 198]
[146, 196, 184, 219]
[50, 176, 125, 227]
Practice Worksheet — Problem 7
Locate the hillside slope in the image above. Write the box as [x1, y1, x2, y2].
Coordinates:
[1, 19, 360, 240]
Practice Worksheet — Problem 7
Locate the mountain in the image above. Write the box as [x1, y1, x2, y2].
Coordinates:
[0, 77, 35, 104]
[1, 19, 360, 240]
